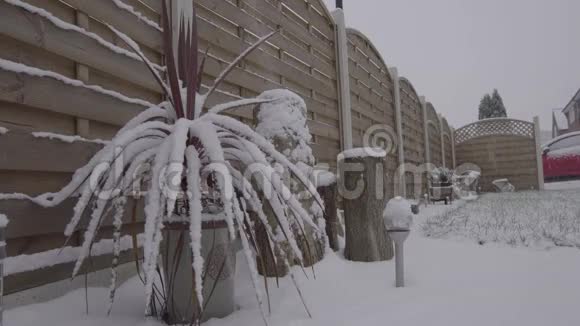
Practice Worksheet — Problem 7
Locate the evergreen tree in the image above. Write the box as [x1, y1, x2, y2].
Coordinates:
[478, 89, 507, 119]
[478, 94, 493, 120]
[489, 89, 507, 117]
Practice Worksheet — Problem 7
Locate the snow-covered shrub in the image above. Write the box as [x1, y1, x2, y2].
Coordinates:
[422, 190, 580, 248]
[255, 90, 326, 269]
[0, 1, 322, 323]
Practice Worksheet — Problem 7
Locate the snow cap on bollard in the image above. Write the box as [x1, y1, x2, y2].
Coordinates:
[383, 196, 413, 230]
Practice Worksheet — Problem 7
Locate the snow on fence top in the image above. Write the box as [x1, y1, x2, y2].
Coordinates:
[32, 132, 109, 145]
[338, 147, 387, 160]
[454, 118, 535, 145]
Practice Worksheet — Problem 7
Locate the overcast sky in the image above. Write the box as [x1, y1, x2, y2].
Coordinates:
[321, 0, 580, 131]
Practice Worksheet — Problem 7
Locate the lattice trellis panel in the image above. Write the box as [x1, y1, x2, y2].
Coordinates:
[454, 118, 535, 145]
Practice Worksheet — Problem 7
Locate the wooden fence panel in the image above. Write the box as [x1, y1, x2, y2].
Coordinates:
[426, 102, 442, 167]
[195, 0, 340, 166]
[399, 78, 425, 165]
[0, 0, 342, 295]
[454, 119, 539, 192]
[399, 78, 425, 197]
[346, 29, 397, 197]
[0, 130, 146, 294]
[0, 68, 148, 127]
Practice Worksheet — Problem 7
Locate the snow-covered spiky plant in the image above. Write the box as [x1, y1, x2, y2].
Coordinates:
[1, 0, 324, 324]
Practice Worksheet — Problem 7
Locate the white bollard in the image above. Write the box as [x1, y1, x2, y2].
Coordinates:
[388, 230, 410, 287]
[383, 197, 413, 288]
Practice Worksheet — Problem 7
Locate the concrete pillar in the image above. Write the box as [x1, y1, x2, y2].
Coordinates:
[533, 116, 545, 190]
[439, 114, 446, 168]
[0, 215, 8, 326]
[331, 9, 353, 150]
[75, 11, 90, 138]
[450, 127, 457, 168]
[389, 68, 406, 197]
[420, 97, 430, 165]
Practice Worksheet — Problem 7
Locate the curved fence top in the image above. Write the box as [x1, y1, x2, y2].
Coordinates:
[399, 77, 420, 103]
[454, 118, 535, 145]
[441, 117, 451, 136]
[426, 102, 439, 129]
[346, 28, 393, 84]
[311, 0, 334, 23]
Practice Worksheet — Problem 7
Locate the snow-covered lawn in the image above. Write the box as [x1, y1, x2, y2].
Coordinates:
[7, 197, 580, 326]
[545, 179, 580, 191]
[422, 190, 580, 248]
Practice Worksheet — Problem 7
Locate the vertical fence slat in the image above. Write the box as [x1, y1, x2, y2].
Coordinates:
[390, 69, 406, 197]
[421, 96, 431, 165]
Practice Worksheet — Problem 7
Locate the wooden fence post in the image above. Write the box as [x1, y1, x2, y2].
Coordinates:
[74, 11, 91, 138]
[439, 114, 446, 168]
[331, 8, 353, 151]
[533, 116, 545, 190]
[389, 68, 406, 197]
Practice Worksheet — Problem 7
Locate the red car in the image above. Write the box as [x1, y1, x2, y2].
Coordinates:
[542, 131, 580, 181]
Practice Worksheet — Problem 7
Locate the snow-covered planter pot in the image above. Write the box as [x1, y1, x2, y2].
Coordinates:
[0, 1, 321, 324]
[160, 210, 237, 324]
[429, 167, 455, 204]
[429, 167, 453, 187]
[155, 195, 238, 324]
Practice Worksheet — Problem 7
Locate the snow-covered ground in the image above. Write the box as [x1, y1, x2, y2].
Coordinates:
[545, 179, 580, 191]
[422, 190, 580, 248]
[6, 199, 580, 326]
